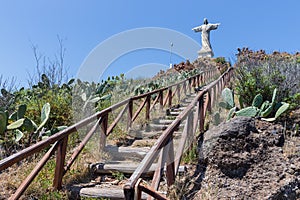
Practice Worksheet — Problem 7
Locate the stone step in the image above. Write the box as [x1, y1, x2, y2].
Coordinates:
[129, 130, 182, 140]
[182, 98, 193, 103]
[167, 111, 181, 116]
[146, 123, 168, 131]
[185, 93, 197, 97]
[156, 119, 174, 124]
[171, 107, 187, 112]
[90, 161, 187, 175]
[146, 123, 184, 132]
[131, 139, 156, 147]
[104, 145, 150, 161]
[77, 185, 148, 200]
[128, 130, 160, 139]
[157, 119, 187, 125]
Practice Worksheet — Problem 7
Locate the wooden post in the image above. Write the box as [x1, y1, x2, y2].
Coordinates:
[166, 136, 175, 186]
[174, 111, 193, 175]
[221, 74, 224, 88]
[159, 91, 163, 110]
[124, 185, 134, 200]
[193, 99, 200, 132]
[134, 178, 143, 200]
[146, 96, 150, 121]
[210, 88, 214, 108]
[100, 114, 108, 152]
[53, 136, 68, 190]
[168, 88, 172, 108]
[183, 81, 186, 96]
[216, 82, 219, 99]
[127, 100, 133, 130]
[176, 85, 180, 102]
[192, 77, 196, 87]
[188, 79, 191, 94]
[150, 147, 167, 195]
[199, 97, 205, 133]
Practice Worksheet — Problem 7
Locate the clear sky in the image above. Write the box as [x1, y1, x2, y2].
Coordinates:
[1, 1, 300, 86]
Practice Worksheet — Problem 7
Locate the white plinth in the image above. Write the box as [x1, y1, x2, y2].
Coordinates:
[198, 50, 213, 58]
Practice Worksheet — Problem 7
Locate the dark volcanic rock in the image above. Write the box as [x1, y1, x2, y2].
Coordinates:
[202, 117, 259, 178]
[193, 116, 300, 200]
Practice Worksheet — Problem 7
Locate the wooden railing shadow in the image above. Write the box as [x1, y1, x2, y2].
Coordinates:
[0, 67, 224, 199]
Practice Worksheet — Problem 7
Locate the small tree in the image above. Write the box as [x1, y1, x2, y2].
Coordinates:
[28, 35, 69, 88]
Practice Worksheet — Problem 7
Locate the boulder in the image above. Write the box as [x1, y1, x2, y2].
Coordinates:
[194, 116, 300, 199]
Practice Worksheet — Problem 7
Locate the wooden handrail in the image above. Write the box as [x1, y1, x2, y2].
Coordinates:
[124, 68, 234, 199]
[0, 67, 221, 199]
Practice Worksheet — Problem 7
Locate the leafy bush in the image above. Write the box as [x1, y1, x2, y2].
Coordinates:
[235, 49, 300, 107]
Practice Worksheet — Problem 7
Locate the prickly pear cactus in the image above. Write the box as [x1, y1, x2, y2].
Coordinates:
[17, 104, 27, 119]
[221, 88, 234, 108]
[213, 112, 221, 125]
[7, 118, 25, 130]
[219, 101, 232, 110]
[260, 105, 273, 117]
[36, 103, 51, 132]
[252, 94, 263, 108]
[260, 101, 270, 112]
[271, 88, 277, 105]
[275, 102, 289, 119]
[235, 106, 258, 117]
[227, 107, 237, 120]
[0, 111, 7, 135]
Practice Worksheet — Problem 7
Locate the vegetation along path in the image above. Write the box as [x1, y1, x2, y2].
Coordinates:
[0, 61, 233, 199]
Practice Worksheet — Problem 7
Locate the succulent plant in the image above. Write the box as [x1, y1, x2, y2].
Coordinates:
[0, 111, 7, 135]
[252, 94, 263, 107]
[219, 87, 289, 121]
[227, 107, 237, 120]
[212, 112, 221, 125]
[36, 103, 51, 133]
[9, 104, 27, 121]
[219, 88, 235, 110]
[235, 106, 258, 117]
[261, 102, 290, 122]
[7, 118, 26, 130]
[0, 103, 52, 144]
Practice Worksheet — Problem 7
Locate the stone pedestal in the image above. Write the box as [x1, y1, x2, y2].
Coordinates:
[198, 50, 213, 58]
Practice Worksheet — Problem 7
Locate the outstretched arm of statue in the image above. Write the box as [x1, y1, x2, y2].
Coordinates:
[209, 23, 221, 30]
[192, 25, 202, 32]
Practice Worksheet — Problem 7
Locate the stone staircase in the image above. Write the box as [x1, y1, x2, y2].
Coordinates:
[69, 93, 198, 199]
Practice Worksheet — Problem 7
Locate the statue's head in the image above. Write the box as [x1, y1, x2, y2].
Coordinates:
[203, 18, 208, 25]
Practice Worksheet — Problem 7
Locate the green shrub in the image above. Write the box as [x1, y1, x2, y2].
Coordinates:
[235, 49, 300, 107]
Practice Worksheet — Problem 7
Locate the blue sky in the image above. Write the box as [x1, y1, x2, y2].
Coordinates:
[1, 1, 300, 86]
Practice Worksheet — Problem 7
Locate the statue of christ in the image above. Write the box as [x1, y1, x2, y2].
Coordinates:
[192, 18, 220, 58]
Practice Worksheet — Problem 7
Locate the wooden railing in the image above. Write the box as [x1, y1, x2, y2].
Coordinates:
[123, 67, 233, 200]
[0, 67, 220, 199]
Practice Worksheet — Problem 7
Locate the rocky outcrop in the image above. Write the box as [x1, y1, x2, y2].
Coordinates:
[194, 117, 300, 199]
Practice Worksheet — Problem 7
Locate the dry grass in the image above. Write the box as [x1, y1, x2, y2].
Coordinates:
[167, 168, 219, 200]
[0, 156, 69, 199]
[0, 129, 105, 199]
[283, 132, 300, 158]
[195, 182, 219, 200]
